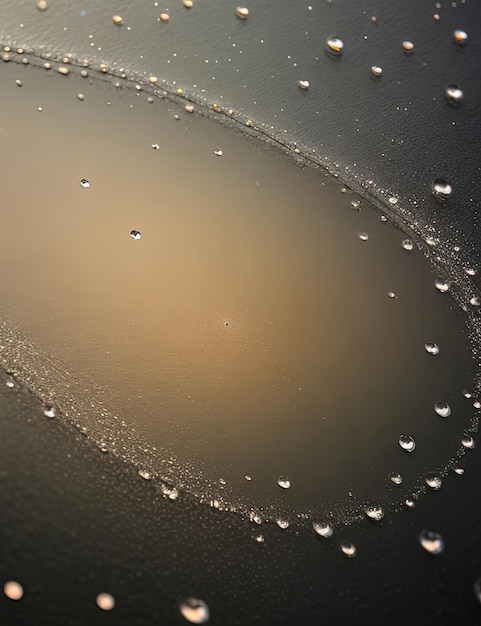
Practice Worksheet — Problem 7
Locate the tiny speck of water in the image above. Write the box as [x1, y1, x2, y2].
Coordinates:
[432, 178, 453, 200]
[461, 434, 475, 449]
[402, 239, 413, 251]
[453, 29, 468, 45]
[445, 84, 464, 106]
[419, 530, 444, 555]
[402, 40, 414, 52]
[138, 469, 152, 480]
[364, 504, 384, 521]
[276, 519, 289, 529]
[340, 541, 357, 557]
[79, 178, 90, 189]
[371, 65, 382, 77]
[390, 473, 402, 485]
[434, 401, 451, 418]
[214, 149, 223, 156]
[236, 6, 249, 19]
[399, 434, 416, 452]
[298, 80, 310, 90]
[425, 342, 440, 355]
[96, 593, 115, 611]
[4, 581, 23, 600]
[434, 278, 450, 293]
[425, 473, 442, 490]
[358, 232, 369, 241]
[326, 36, 344, 55]
[277, 475, 291, 489]
[130, 230, 142, 240]
[179, 597, 210, 623]
[313, 521, 333, 538]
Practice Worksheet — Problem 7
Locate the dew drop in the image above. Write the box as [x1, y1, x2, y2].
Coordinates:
[43, 405, 56, 419]
[254, 533, 265, 543]
[463, 390, 472, 398]
[402, 239, 413, 251]
[424, 342, 440, 355]
[425, 473, 443, 490]
[434, 401, 451, 418]
[419, 530, 444, 555]
[112, 15, 123, 25]
[130, 230, 142, 240]
[77, 93, 85, 101]
[389, 472, 403, 485]
[432, 178, 453, 200]
[138, 469, 152, 480]
[79, 178, 90, 189]
[96, 593, 115, 611]
[340, 541, 357, 557]
[213, 149, 223, 156]
[461, 434, 475, 449]
[371, 65, 382, 77]
[179, 598, 209, 623]
[387, 291, 397, 299]
[398, 434, 416, 452]
[453, 29, 468, 45]
[464, 267, 477, 276]
[276, 519, 289, 529]
[298, 80, 310, 90]
[402, 40, 414, 52]
[235, 6, 249, 19]
[358, 232, 369, 241]
[15, 79, 23, 87]
[36, 0, 48, 10]
[159, 12, 170, 22]
[326, 36, 344, 56]
[4, 581, 23, 600]
[469, 296, 480, 307]
[434, 278, 450, 293]
[183, 0, 194, 7]
[277, 475, 291, 489]
[312, 521, 334, 538]
[454, 467, 464, 475]
[244, 475, 252, 481]
[405, 498, 416, 509]
[445, 84, 464, 106]
[364, 504, 385, 521]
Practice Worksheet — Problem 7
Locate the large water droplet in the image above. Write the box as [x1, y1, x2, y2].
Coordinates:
[312, 521, 334, 538]
[298, 80, 310, 90]
[340, 541, 357, 557]
[445, 84, 464, 106]
[3, 581, 23, 601]
[79, 178, 90, 188]
[276, 519, 290, 529]
[389, 472, 403, 485]
[371, 65, 382, 77]
[235, 6, 249, 19]
[461, 433, 475, 449]
[419, 530, 444, 555]
[399, 434, 416, 452]
[364, 504, 385, 521]
[277, 475, 291, 489]
[179, 597, 210, 623]
[424, 342, 440, 355]
[425, 473, 443, 490]
[96, 593, 115, 611]
[453, 29, 468, 45]
[434, 401, 451, 418]
[112, 15, 123, 25]
[402, 239, 413, 251]
[326, 36, 344, 56]
[434, 278, 450, 293]
[402, 40, 414, 52]
[432, 179, 453, 200]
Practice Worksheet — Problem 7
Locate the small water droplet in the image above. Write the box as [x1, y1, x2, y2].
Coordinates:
[152, 143, 160, 150]
[474, 401, 481, 409]
[402, 239, 413, 251]
[77, 93, 85, 101]
[179, 597, 209, 623]
[463, 390, 473, 398]
[350, 199, 361, 210]
[432, 178, 453, 200]
[445, 84, 464, 106]
[425, 473, 443, 490]
[419, 530, 444, 554]
[326, 36, 344, 56]
[276, 519, 289, 529]
[461, 434, 475, 449]
[160, 483, 179, 500]
[235, 6, 249, 19]
[277, 475, 291, 489]
[312, 521, 334, 538]
[112, 15, 123, 25]
[434, 278, 450, 293]
[183, 0, 194, 7]
[364, 504, 385, 521]
[402, 40, 414, 52]
[434, 401, 451, 418]
[405, 498, 416, 509]
[36, 0, 48, 10]
[380, 215, 388, 222]
[130, 230, 142, 240]
[138, 469, 152, 480]
[15, 79, 23, 87]
[4, 581, 23, 600]
[469, 296, 480, 307]
[389, 472, 403, 485]
[358, 232, 369, 241]
[371, 65, 383, 77]
[96, 593, 115, 611]
[424, 342, 440, 355]
[425, 236, 437, 246]
[454, 467, 464, 475]
[43, 405, 56, 419]
[298, 80, 310, 90]
[340, 541, 357, 557]
[387, 291, 397, 299]
[453, 29, 468, 45]
[159, 12, 170, 22]
[214, 149, 223, 156]
[254, 533, 265, 543]
[399, 434, 416, 452]
[464, 267, 477, 276]
[79, 178, 90, 189]
[244, 475, 252, 481]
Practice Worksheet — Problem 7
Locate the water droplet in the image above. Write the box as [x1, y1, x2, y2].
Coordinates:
[112, 15, 123, 25]
[179, 598, 209, 623]
[463, 390, 473, 398]
[364, 504, 385, 521]
[312, 521, 334, 538]
[389, 472, 403, 485]
[424, 342, 440, 355]
[340, 541, 357, 557]
[183, 0, 194, 7]
[425, 473, 443, 490]
[152, 143, 160, 150]
[244, 475, 252, 481]
[160, 483, 179, 500]
[425, 236, 437, 247]
[298, 80, 310, 90]
[434, 278, 450, 293]
[254, 533, 265, 543]
[474, 401, 481, 409]
[454, 467, 464, 475]
[419, 530, 444, 555]
[434, 401, 451, 418]
[159, 12, 170, 22]
[77, 93, 85, 101]
[130, 230, 142, 240]
[149, 76, 158, 84]
[43, 405, 56, 419]
[387, 291, 397, 299]
[371, 65, 383, 77]
[432, 178, 453, 200]
[402, 239, 413, 251]
[405, 498, 416, 509]
[36, 0, 48, 10]
[402, 40, 414, 52]
[214, 149, 223, 156]
[138, 469, 152, 480]
[326, 36, 344, 56]
[445, 84, 464, 106]
[461, 434, 475, 449]
[4, 581, 23, 600]
[96, 593, 115, 611]
[277, 475, 291, 489]
[235, 6, 249, 19]
[399, 434, 416, 452]
[358, 232, 369, 241]
[453, 29, 468, 45]
[15, 79, 23, 87]
[469, 296, 480, 307]
[464, 267, 477, 276]
[57, 66, 70, 76]
[79, 178, 90, 189]
[276, 519, 289, 529]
